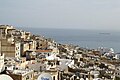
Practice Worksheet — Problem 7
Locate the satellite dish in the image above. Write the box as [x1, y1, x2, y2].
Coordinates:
[0, 74, 13, 80]
[37, 73, 52, 80]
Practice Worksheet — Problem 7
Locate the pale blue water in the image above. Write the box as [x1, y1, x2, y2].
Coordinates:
[20, 27, 120, 53]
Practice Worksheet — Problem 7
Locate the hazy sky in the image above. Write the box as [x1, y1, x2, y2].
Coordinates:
[0, 0, 120, 30]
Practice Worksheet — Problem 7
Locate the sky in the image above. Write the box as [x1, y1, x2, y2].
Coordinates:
[0, 0, 120, 30]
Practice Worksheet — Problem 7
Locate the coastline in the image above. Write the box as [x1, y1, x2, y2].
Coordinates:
[19, 27, 120, 53]
[0, 25, 119, 80]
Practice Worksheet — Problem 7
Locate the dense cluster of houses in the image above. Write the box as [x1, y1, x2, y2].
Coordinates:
[0, 25, 120, 80]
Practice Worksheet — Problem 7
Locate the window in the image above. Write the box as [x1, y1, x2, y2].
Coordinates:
[53, 76, 55, 80]
[31, 74, 33, 78]
[51, 63, 53, 66]
[56, 61, 59, 65]
[40, 44, 42, 46]
[118, 73, 119, 75]
[16, 53, 18, 56]
[26, 76, 29, 80]
[40, 66, 42, 72]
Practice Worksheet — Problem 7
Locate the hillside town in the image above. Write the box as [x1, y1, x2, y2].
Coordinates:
[0, 25, 120, 80]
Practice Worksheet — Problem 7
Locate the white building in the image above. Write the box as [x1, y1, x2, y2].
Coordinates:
[114, 53, 120, 60]
[0, 53, 5, 73]
[115, 66, 120, 78]
[15, 42, 21, 58]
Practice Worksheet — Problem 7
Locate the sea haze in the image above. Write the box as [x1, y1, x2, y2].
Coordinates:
[19, 27, 120, 53]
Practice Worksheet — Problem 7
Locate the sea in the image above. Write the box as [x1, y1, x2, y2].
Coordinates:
[19, 27, 120, 53]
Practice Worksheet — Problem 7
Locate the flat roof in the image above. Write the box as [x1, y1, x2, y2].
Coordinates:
[9, 69, 34, 76]
[35, 49, 52, 53]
